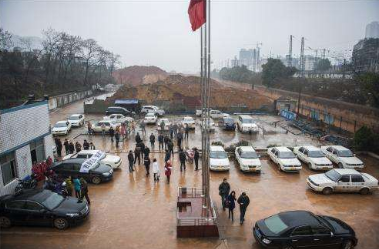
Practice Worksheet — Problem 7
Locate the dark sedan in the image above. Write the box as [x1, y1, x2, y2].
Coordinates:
[253, 210, 357, 249]
[220, 117, 236, 131]
[0, 189, 89, 229]
[105, 106, 134, 117]
[52, 158, 113, 184]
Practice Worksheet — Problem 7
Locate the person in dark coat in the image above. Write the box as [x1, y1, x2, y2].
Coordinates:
[138, 141, 145, 159]
[135, 132, 142, 144]
[179, 149, 186, 172]
[194, 147, 200, 171]
[128, 150, 134, 172]
[227, 191, 236, 222]
[177, 132, 183, 150]
[237, 192, 250, 225]
[68, 141, 75, 154]
[109, 126, 115, 142]
[115, 131, 120, 148]
[164, 149, 171, 163]
[169, 125, 174, 140]
[79, 178, 90, 205]
[83, 140, 89, 150]
[144, 156, 151, 176]
[134, 146, 141, 165]
[55, 138, 62, 157]
[158, 134, 164, 151]
[219, 178, 231, 211]
[63, 139, 69, 155]
[149, 133, 155, 148]
[168, 139, 174, 156]
[89, 142, 96, 150]
[163, 135, 169, 150]
[75, 142, 82, 153]
[144, 146, 150, 159]
[185, 124, 189, 140]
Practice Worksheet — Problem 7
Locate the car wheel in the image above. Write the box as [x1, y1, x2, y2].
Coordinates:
[322, 187, 333, 195]
[54, 217, 69, 230]
[342, 240, 354, 249]
[338, 163, 344, 168]
[0, 216, 11, 228]
[359, 188, 370, 195]
[92, 176, 102, 184]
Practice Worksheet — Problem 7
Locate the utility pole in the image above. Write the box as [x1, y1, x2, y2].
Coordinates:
[288, 35, 293, 67]
[297, 37, 305, 117]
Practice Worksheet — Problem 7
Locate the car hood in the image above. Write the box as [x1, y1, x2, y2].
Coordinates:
[52, 127, 68, 132]
[210, 158, 230, 166]
[308, 174, 335, 185]
[90, 164, 112, 174]
[240, 158, 261, 166]
[309, 157, 332, 165]
[321, 216, 355, 235]
[54, 197, 87, 214]
[278, 158, 301, 166]
[68, 119, 80, 123]
[339, 157, 363, 165]
[103, 155, 121, 163]
[255, 220, 280, 237]
[241, 123, 258, 128]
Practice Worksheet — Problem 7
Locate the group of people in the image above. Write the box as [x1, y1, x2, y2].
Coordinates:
[54, 138, 95, 157]
[219, 178, 250, 225]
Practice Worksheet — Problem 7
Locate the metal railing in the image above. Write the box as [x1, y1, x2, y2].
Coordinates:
[177, 187, 204, 198]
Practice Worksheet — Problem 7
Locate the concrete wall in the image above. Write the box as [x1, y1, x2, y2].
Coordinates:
[255, 85, 379, 133]
[48, 90, 93, 111]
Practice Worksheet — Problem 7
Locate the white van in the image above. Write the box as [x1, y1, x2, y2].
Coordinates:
[209, 146, 230, 171]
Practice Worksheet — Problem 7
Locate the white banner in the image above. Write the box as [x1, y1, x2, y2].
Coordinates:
[80, 151, 105, 173]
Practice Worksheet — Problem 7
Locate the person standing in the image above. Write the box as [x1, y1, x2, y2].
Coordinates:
[169, 124, 174, 140]
[165, 160, 172, 184]
[149, 133, 155, 148]
[64, 177, 73, 197]
[120, 123, 126, 140]
[177, 132, 183, 150]
[185, 124, 189, 140]
[152, 158, 160, 182]
[219, 178, 231, 211]
[179, 149, 186, 172]
[163, 135, 169, 150]
[160, 120, 165, 133]
[128, 150, 134, 172]
[135, 132, 142, 144]
[144, 146, 150, 159]
[158, 133, 164, 151]
[83, 140, 89, 150]
[75, 141, 82, 153]
[109, 126, 115, 143]
[55, 138, 62, 157]
[79, 178, 90, 205]
[173, 123, 178, 136]
[101, 123, 106, 136]
[63, 139, 69, 155]
[139, 141, 146, 159]
[87, 121, 92, 135]
[168, 139, 174, 156]
[144, 156, 151, 176]
[237, 192, 250, 225]
[140, 121, 146, 136]
[164, 149, 171, 163]
[73, 177, 81, 198]
[68, 141, 75, 154]
[194, 147, 200, 171]
[227, 191, 236, 222]
[89, 142, 96, 150]
[115, 131, 120, 148]
[134, 145, 141, 165]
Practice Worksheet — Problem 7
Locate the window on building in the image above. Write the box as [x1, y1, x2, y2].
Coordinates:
[0, 152, 18, 185]
[30, 138, 45, 164]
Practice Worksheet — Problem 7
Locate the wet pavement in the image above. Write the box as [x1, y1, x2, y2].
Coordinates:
[1, 100, 379, 249]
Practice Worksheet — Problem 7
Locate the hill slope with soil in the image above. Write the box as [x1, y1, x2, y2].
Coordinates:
[113, 66, 168, 86]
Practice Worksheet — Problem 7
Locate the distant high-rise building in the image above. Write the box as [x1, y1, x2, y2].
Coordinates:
[239, 49, 254, 67]
[365, 21, 379, 39]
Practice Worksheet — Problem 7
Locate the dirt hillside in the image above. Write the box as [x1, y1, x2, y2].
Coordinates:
[113, 66, 168, 86]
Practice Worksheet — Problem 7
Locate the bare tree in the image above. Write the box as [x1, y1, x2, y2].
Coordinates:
[81, 38, 100, 86]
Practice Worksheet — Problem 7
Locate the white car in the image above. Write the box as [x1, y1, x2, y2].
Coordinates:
[103, 114, 134, 125]
[181, 116, 196, 129]
[293, 146, 333, 170]
[144, 113, 158, 124]
[267, 147, 302, 172]
[157, 118, 171, 131]
[141, 105, 165, 116]
[321, 145, 364, 170]
[235, 146, 261, 172]
[209, 146, 230, 171]
[307, 169, 379, 195]
[63, 150, 122, 169]
[200, 118, 216, 132]
[209, 109, 223, 119]
[52, 121, 72, 136]
[237, 115, 259, 133]
[92, 120, 117, 133]
[67, 114, 85, 127]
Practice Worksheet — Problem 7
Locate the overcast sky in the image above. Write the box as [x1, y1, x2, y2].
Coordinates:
[1, 0, 378, 73]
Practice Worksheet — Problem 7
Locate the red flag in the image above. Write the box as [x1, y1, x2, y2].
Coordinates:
[188, 0, 206, 31]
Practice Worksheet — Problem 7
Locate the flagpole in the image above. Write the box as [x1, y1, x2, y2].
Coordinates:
[206, 0, 211, 214]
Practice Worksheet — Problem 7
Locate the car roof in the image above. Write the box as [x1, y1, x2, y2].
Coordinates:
[328, 145, 349, 150]
[274, 147, 291, 152]
[53, 158, 86, 167]
[333, 169, 360, 175]
[210, 146, 225, 151]
[183, 116, 194, 119]
[300, 146, 320, 151]
[239, 115, 252, 119]
[69, 114, 81, 117]
[277, 210, 321, 228]
[146, 113, 155, 116]
[0, 189, 52, 203]
[56, 120, 67, 124]
[78, 150, 99, 155]
[239, 146, 256, 152]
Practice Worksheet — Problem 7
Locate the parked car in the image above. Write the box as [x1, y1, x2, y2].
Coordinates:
[196, 109, 203, 117]
[209, 109, 223, 119]
[62, 150, 122, 169]
[51, 158, 113, 184]
[181, 116, 196, 129]
[67, 114, 85, 127]
[219, 116, 236, 131]
[307, 169, 378, 195]
[235, 146, 261, 172]
[144, 112, 158, 124]
[200, 118, 216, 132]
[321, 145, 364, 170]
[209, 146, 230, 171]
[91, 120, 117, 133]
[103, 114, 134, 125]
[52, 121, 72, 136]
[253, 210, 357, 249]
[0, 189, 89, 230]
[237, 115, 258, 133]
[157, 118, 171, 131]
[105, 106, 134, 117]
[141, 105, 165, 116]
[293, 145, 333, 170]
[267, 147, 302, 172]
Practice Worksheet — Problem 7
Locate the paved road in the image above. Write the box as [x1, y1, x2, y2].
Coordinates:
[1, 100, 378, 249]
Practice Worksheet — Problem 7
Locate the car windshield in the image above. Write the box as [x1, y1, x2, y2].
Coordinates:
[241, 151, 258, 159]
[184, 118, 193, 122]
[69, 115, 80, 120]
[325, 170, 341, 181]
[42, 192, 64, 210]
[210, 151, 227, 159]
[54, 122, 67, 128]
[264, 214, 289, 235]
[242, 118, 253, 123]
[224, 118, 234, 123]
[146, 113, 155, 117]
[278, 151, 296, 159]
[308, 150, 324, 158]
[338, 149, 353, 157]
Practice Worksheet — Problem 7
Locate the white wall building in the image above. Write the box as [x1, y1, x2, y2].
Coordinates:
[0, 101, 54, 196]
[365, 21, 379, 39]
